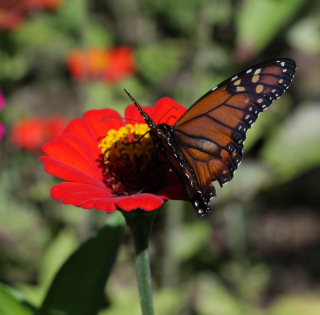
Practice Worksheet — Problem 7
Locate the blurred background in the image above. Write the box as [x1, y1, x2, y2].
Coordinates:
[0, 0, 320, 314]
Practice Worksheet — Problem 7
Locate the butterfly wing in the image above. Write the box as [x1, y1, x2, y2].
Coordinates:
[173, 58, 296, 214]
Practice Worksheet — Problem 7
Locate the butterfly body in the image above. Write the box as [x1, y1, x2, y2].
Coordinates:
[125, 58, 296, 217]
[154, 123, 212, 216]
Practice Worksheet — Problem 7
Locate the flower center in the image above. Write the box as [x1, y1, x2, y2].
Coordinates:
[99, 123, 168, 195]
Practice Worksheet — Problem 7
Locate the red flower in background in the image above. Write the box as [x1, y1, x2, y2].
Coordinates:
[11, 116, 67, 153]
[0, 90, 5, 141]
[67, 47, 136, 84]
[31, 0, 62, 10]
[0, 0, 62, 30]
[41, 98, 188, 213]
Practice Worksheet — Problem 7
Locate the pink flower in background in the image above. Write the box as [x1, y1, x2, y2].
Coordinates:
[10, 116, 67, 153]
[0, 90, 5, 141]
[67, 47, 136, 84]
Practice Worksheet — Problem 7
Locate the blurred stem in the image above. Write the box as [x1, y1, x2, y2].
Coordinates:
[122, 210, 156, 315]
[162, 201, 183, 287]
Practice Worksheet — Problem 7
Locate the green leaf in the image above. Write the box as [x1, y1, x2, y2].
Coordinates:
[19, 229, 78, 306]
[269, 294, 320, 315]
[236, 0, 307, 54]
[261, 103, 320, 181]
[287, 16, 320, 54]
[193, 274, 262, 315]
[59, 0, 88, 30]
[174, 221, 211, 261]
[82, 21, 112, 48]
[38, 213, 124, 315]
[0, 283, 35, 315]
[12, 16, 75, 58]
[137, 41, 183, 83]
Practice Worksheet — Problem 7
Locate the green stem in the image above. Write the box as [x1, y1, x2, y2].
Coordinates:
[122, 210, 156, 315]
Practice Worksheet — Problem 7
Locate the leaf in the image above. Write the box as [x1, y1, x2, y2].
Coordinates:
[0, 283, 35, 315]
[287, 16, 320, 54]
[38, 213, 124, 315]
[269, 294, 320, 315]
[137, 41, 183, 83]
[193, 274, 262, 315]
[12, 16, 75, 58]
[174, 221, 211, 261]
[236, 0, 307, 55]
[59, 0, 88, 30]
[19, 229, 78, 306]
[261, 103, 320, 181]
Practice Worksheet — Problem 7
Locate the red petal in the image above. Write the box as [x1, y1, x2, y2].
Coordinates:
[42, 134, 102, 180]
[125, 104, 154, 125]
[63, 118, 98, 151]
[153, 97, 187, 125]
[84, 109, 124, 140]
[51, 182, 116, 212]
[114, 193, 164, 211]
[41, 156, 105, 187]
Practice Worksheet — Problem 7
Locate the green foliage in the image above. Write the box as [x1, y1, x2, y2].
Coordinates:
[237, 0, 308, 54]
[0, 283, 35, 315]
[38, 213, 124, 315]
[0, 50, 30, 81]
[12, 16, 74, 56]
[269, 294, 320, 315]
[262, 103, 320, 181]
[193, 274, 257, 315]
[137, 41, 184, 84]
[288, 16, 320, 54]
[59, 0, 89, 31]
[20, 229, 78, 306]
[172, 220, 211, 261]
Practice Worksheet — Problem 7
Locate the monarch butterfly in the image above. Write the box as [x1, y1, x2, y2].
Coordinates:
[125, 58, 296, 217]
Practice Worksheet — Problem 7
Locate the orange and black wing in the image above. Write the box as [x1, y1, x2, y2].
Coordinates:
[173, 58, 296, 201]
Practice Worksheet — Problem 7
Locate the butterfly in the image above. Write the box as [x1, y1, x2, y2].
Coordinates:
[125, 58, 296, 217]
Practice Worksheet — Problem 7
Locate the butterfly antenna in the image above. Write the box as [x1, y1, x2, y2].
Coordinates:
[124, 89, 140, 108]
[124, 89, 149, 119]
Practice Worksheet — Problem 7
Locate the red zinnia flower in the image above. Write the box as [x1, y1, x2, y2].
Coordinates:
[30, 0, 63, 10]
[0, 0, 62, 30]
[41, 98, 188, 212]
[67, 47, 136, 84]
[10, 116, 67, 153]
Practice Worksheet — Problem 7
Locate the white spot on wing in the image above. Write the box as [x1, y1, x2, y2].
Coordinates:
[231, 75, 238, 82]
[254, 68, 261, 75]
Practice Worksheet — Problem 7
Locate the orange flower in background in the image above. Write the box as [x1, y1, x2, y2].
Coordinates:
[0, 0, 63, 30]
[67, 47, 136, 84]
[10, 116, 67, 153]
[31, 0, 62, 10]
